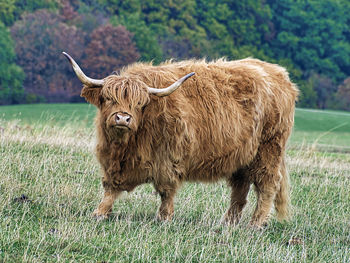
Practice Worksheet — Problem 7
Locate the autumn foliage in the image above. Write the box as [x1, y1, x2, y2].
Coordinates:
[10, 9, 139, 102]
[83, 24, 140, 79]
[336, 78, 350, 111]
[11, 10, 85, 102]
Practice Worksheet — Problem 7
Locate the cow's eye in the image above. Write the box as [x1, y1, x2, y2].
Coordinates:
[99, 96, 105, 105]
[104, 99, 116, 107]
[137, 101, 144, 109]
[105, 99, 114, 107]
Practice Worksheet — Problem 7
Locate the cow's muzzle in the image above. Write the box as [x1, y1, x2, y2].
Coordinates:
[115, 113, 132, 129]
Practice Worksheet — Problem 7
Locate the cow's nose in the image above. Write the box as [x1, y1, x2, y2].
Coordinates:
[115, 113, 131, 126]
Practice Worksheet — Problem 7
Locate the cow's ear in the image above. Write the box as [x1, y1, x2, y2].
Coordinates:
[80, 86, 102, 106]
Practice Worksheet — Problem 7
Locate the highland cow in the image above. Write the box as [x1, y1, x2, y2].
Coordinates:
[63, 52, 298, 228]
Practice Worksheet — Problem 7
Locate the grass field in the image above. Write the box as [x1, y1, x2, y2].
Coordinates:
[1, 104, 349, 262]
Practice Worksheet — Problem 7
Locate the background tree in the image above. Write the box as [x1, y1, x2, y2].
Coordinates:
[266, 0, 350, 102]
[0, 0, 16, 26]
[83, 24, 140, 79]
[305, 73, 336, 109]
[0, 0, 56, 26]
[100, 0, 210, 59]
[11, 9, 85, 102]
[334, 77, 350, 111]
[197, 0, 272, 59]
[267, 0, 350, 108]
[111, 13, 163, 63]
[0, 21, 24, 104]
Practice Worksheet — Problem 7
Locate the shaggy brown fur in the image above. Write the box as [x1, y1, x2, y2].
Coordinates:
[81, 58, 298, 228]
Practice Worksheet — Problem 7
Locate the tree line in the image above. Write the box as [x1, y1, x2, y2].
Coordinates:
[0, 0, 349, 110]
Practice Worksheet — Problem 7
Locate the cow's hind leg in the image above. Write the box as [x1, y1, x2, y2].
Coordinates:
[224, 169, 251, 225]
[251, 180, 279, 228]
[249, 136, 285, 228]
[92, 189, 121, 219]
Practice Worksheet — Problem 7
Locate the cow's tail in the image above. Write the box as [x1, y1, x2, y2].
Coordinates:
[274, 157, 291, 221]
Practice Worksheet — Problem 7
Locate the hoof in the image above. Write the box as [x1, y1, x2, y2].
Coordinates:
[222, 211, 241, 227]
[248, 221, 268, 230]
[92, 209, 109, 221]
[156, 213, 173, 222]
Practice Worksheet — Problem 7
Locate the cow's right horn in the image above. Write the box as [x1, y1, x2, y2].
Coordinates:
[62, 52, 104, 87]
[147, 72, 195, 97]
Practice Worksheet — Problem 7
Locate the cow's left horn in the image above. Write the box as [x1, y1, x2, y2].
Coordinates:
[147, 72, 195, 97]
[62, 52, 104, 87]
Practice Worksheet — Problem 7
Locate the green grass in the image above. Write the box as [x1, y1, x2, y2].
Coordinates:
[1, 104, 350, 262]
[0, 103, 96, 127]
[291, 108, 350, 152]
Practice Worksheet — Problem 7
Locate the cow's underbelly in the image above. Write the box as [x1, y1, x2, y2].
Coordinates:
[182, 117, 262, 182]
[184, 148, 256, 182]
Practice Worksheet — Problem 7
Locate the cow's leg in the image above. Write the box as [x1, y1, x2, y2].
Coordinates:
[250, 181, 279, 228]
[249, 136, 284, 229]
[92, 189, 121, 219]
[154, 184, 178, 221]
[224, 169, 251, 225]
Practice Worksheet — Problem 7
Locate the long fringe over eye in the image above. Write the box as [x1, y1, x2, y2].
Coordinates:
[102, 76, 150, 107]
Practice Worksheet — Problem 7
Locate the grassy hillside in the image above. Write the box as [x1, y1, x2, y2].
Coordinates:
[292, 108, 350, 152]
[0, 104, 349, 262]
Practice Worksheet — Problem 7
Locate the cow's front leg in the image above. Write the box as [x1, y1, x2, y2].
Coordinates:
[155, 184, 178, 221]
[92, 189, 121, 219]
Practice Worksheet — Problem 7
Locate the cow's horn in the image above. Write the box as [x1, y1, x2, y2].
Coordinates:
[147, 72, 195, 97]
[62, 52, 104, 87]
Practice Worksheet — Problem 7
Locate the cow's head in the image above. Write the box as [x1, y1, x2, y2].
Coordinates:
[63, 52, 194, 136]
